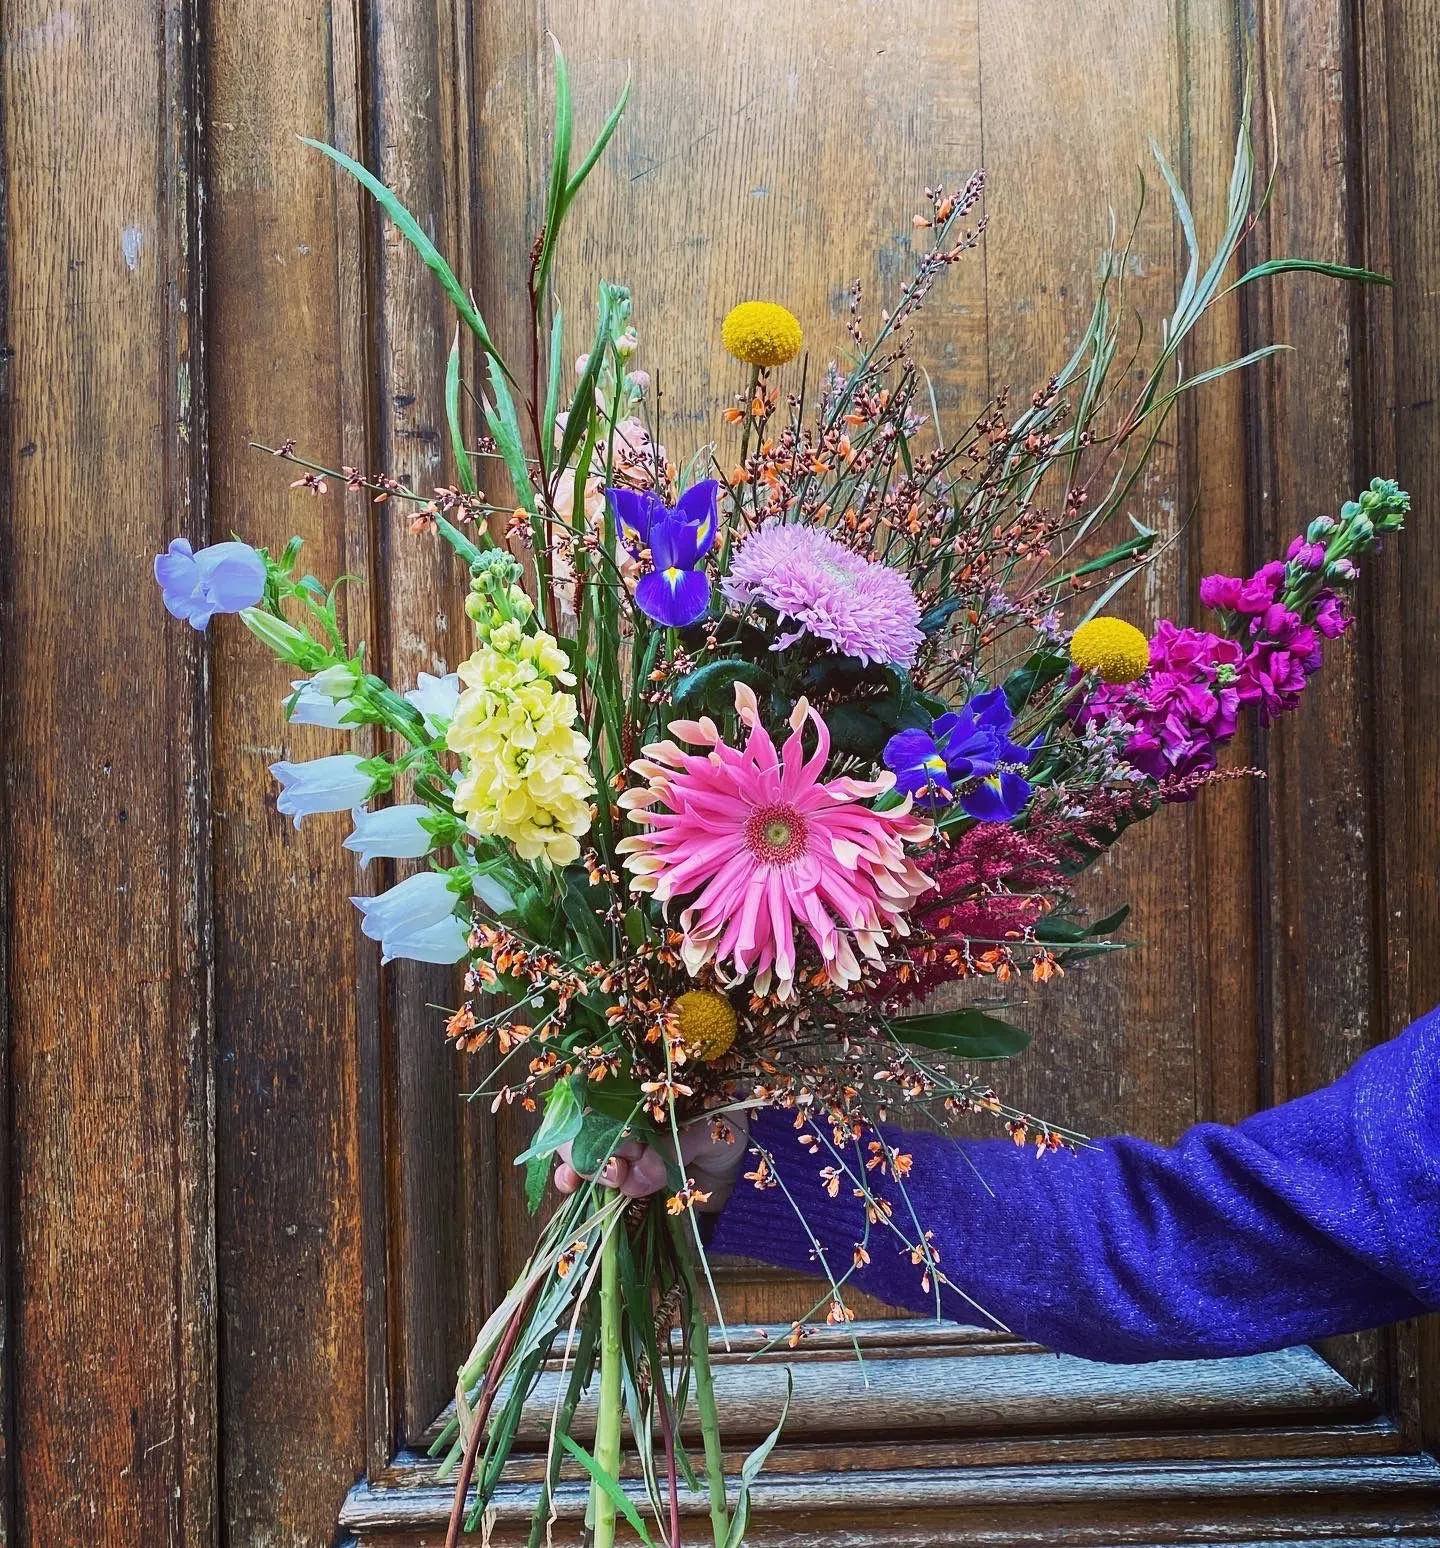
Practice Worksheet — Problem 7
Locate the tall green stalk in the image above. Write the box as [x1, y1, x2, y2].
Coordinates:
[590, 1208, 624, 1548]
[669, 1217, 729, 1546]
[691, 1294, 730, 1547]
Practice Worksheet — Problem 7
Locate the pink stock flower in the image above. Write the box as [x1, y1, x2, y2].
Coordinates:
[618, 684, 933, 998]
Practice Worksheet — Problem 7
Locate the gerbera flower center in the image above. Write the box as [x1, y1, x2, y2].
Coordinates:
[744, 803, 808, 865]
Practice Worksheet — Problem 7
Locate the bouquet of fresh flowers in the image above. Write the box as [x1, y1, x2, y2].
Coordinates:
[155, 48, 1408, 1548]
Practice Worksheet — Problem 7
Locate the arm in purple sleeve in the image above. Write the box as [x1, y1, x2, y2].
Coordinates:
[708, 1009, 1440, 1362]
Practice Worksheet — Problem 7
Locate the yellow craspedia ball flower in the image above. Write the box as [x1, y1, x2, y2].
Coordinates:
[722, 301, 803, 368]
[1069, 616, 1152, 684]
[673, 990, 738, 1063]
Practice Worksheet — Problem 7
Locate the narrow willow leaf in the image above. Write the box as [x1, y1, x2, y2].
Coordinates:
[723, 1370, 793, 1548]
[534, 38, 575, 300]
[1160, 344, 1290, 408]
[559, 1435, 657, 1548]
[445, 327, 478, 496]
[484, 354, 536, 514]
[566, 78, 632, 204]
[542, 305, 565, 462]
[303, 137, 511, 381]
[1053, 524, 1157, 585]
[1224, 256, 1392, 295]
[554, 284, 617, 479]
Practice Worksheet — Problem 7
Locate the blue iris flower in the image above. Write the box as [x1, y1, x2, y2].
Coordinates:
[883, 685, 1035, 822]
[606, 480, 719, 628]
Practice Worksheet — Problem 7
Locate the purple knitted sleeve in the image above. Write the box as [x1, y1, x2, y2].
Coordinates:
[708, 1010, 1440, 1362]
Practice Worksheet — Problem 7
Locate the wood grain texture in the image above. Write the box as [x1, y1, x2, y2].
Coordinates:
[0, 0, 215, 1542]
[205, 0, 369, 1535]
[1377, 0, 1440, 1457]
[0, 0, 1436, 1540]
[368, 0, 489, 1447]
[341, 1452, 1440, 1545]
[423, 1339, 1370, 1450]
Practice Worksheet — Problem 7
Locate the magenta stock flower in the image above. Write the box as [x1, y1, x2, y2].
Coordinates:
[721, 522, 924, 667]
[1080, 537, 1356, 788]
[618, 683, 933, 998]
[1080, 622, 1246, 781]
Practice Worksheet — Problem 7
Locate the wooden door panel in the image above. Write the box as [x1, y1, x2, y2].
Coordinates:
[4, 0, 1437, 1541]
[339, 0, 1440, 1540]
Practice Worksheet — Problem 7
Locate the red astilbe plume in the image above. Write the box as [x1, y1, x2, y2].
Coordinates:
[884, 824, 1067, 1001]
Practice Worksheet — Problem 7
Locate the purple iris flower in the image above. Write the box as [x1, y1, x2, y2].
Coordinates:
[883, 685, 1034, 821]
[883, 727, 956, 802]
[608, 480, 719, 628]
[959, 770, 1032, 823]
[154, 537, 267, 629]
[607, 479, 718, 558]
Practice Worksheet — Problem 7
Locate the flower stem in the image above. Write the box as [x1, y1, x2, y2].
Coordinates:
[590, 1205, 625, 1548]
[690, 1298, 729, 1548]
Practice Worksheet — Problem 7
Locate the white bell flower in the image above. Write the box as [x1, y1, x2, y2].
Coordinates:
[271, 755, 376, 827]
[344, 805, 435, 867]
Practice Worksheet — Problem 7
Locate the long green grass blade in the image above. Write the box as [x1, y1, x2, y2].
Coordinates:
[554, 285, 618, 479]
[543, 305, 565, 464]
[567, 78, 632, 203]
[445, 327, 478, 496]
[303, 137, 511, 380]
[484, 354, 537, 515]
[1223, 256, 1392, 295]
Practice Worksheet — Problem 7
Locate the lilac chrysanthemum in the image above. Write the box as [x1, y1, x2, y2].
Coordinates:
[721, 523, 924, 667]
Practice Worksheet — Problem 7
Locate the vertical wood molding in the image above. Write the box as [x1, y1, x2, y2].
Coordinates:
[1, 0, 215, 1539]
[366, 0, 480, 1441]
[1370, 0, 1440, 1456]
[0, 0, 14, 1535]
[205, 0, 370, 1533]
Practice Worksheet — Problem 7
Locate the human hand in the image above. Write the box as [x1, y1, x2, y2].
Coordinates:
[553, 1110, 751, 1211]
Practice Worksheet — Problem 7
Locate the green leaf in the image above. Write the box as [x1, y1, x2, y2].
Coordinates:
[559, 1435, 657, 1548]
[570, 1110, 633, 1177]
[1227, 256, 1392, 294]
[433, 513, 487, 566]
[1031, 916, 1088, 944]
[303, 137, 509, 376]
[1002, 650, 1069, 713]
[888, 1010, 1031, 1060]
[1087, 904, 1131, 936]
[445, 327, 478, 496]
[524, 1151, 551, 1214]
[513, 1074, 584, 1167]
[566, 78, 631, 203]
[560, 872, 610, 962]
[919, 595, 964, 635]
[824, 704, 890, 759]
[483, 354, 536, 514]
[672, 658, 772, 715]
[542, 306, 565, 468]
[583, 1076, 645, 1123]
[554, 284, 620, 480]
[724, 1370, 793, 1548]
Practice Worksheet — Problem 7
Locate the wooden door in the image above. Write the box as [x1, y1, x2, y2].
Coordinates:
[1, 0, 1437, 1544]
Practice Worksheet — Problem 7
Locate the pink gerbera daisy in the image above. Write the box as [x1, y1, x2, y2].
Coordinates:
[618, 684, 934, 998]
